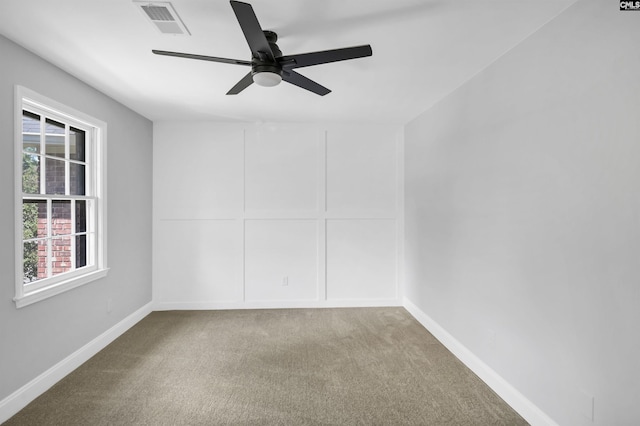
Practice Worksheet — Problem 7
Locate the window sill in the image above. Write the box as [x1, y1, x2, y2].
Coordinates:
[14, 268, 110, 308]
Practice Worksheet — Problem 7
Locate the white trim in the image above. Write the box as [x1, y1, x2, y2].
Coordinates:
[403, 298, 559, 426]
[395, 127, 405, 302]
[0, 302, 153, 424]
[14, 268, 110, 308]
[14, 86, 23, 306]
[154, 299, 402, 311]
[318, 131, 328, 302]
[96, 124, 108, 271]
[18, 86, 107, 128]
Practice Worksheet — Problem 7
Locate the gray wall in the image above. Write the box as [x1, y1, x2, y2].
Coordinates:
[0, 35, 153, 401]
[404, 1, 640, 425]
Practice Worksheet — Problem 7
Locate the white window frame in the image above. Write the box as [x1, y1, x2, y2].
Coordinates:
[14, 86, 108, 308]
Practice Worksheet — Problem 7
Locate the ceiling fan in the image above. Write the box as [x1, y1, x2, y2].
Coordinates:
[152, 0, 373, 96]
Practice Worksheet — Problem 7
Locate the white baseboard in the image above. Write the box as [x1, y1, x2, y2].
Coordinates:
[403, 298, 558, 426]
[0, 302, 153, 424]
[154, 298, 402, 311]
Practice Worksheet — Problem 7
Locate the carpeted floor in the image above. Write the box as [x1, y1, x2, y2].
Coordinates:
[5, 308, 528, 425]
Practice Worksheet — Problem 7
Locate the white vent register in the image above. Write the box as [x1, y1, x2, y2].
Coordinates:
[134, 1, 191, 35]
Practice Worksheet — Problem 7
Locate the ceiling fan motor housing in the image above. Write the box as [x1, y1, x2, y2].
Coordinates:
[262, 30, 281, 56]
[251, 30, 282, 78]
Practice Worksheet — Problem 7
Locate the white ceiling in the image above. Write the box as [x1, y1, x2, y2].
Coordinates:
[0, 0, 575, 124]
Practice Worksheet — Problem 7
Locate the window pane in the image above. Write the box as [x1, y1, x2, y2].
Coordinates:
[23, 135, 40, 153]
[23, 200, 47, 240]
[23, 111, 41, 131]
[45, 118, 65, 158]
[23, 111, 40, 153]
[23, 241, 38, 283]
[75, 200, 87, 233]
[22, 153, 41, 194]
[45, 118, 65, 134]
[23, 239, 48, 283]
[45, 158, 66, 195]
[52, 236, 72, 276]
[52, 200, 72, 236]
[70, 163, 85, 195]
[76, 235, 87, 268]
[70, 127, 85, 162]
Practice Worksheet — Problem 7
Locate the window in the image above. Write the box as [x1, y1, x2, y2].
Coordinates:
[15, 86, 108, 307]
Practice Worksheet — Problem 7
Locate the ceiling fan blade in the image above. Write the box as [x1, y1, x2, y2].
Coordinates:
[279, 45, 372, 69]
[229, 1, 274, 62]
[282, 71, 331, 96]
[152, 50, 251, 66]
[226, 72, 254, 95]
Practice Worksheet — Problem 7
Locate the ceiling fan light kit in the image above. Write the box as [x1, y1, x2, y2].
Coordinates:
[253, 71, 282, 87]
[152, 0, 373, 95]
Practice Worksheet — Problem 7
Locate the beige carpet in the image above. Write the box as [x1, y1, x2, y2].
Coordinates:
[5, 308, 528, 425]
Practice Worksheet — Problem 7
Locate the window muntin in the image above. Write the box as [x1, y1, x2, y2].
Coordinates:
[15, 87, 107, 307]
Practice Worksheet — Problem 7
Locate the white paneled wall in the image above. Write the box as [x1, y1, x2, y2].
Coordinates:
[244, 127, 319, 214]
[245, 220, 318, 302]
[326, 219, 397, 301]
[326, 127, 397, 215]
[153, 122, 403, 309]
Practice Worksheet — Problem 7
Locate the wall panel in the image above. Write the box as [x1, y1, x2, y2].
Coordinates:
[245, 126, 319, 214]
[326, 219, 397, 301]
[326, 126, 397, 216]
[153, 123, 402, 309]
[154, 220, 242, 304]
[245, 220, 318, 302]
[154, 123, 244, 219]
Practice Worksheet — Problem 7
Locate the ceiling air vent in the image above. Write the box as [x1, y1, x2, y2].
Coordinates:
[134, 1, 191, 35]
